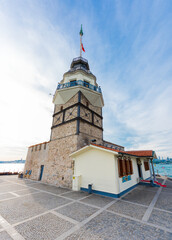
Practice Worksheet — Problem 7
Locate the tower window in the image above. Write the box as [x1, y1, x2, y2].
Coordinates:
[70, 80, 77, 86]
[84, 81, 89, 88]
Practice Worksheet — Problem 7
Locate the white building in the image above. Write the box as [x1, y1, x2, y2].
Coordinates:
[71, 143, 157, 198]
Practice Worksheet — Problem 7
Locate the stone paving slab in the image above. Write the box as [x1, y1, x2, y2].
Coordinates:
[0, 184, 28, 194]
[149, 209, 172, 229]
[56, 202, 98, 222]
[137, 184, 159, 192]
[61, 191, 89, 200]
[30, 183, 70, 195]
[0, 231, 13, 240]
[121, 188, 156, 206]
[107, 200, 148, 220]
[0, 193, 15, 201]
[65, 211, 172, 240]
[166, 180, 172, 189]
[155, 192, 172, 212]
[80, 194, 114, 208]
[161, 187, 172, 194]
[0, 192, 71, 224]
[13, 188, 40, 196]
[13, 180, 37, 186]
[15, 212, 74, 240]
[156, 178, 165, 183]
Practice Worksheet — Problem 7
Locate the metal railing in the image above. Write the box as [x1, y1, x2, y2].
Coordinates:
[73, 57, 88, 63]
[57, 80, 102, 93]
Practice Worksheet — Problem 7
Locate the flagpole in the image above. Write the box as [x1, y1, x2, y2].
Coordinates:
[79, 24, 83, 57]
[80, 34, 82, 57]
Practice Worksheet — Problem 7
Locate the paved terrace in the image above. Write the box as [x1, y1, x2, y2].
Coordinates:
[0, 176, 171, 240]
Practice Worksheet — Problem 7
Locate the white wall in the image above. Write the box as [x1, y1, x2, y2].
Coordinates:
[73, 148, 151, 196]
[64, 72, 96, 85]
[74, 148, 119, 194]
[118, 157, 139, 193]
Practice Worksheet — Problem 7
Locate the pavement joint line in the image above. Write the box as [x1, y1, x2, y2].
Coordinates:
[0, 191, 46, 203]
[9, 192, 20, 197]
[12, 187, 41, 193]
[77, 200, 101, 209]
[142, 179, 167, 222]
[56, 199, 117, 240]
[120, 199, 148, 208]
[50, 210, 79, 225]
[153, 207, 172, 214]
[0, 196, 18, 203]
[0, 214, 25, 240]
[101, 198, 172, 215]
[59, 190, 74, 196]
[137, 188, 159, 193]
[106, 208, 172, 233]
[160, 190, 172, 195]
[3, 179, 77, 199]
[12, 200, 75, 227]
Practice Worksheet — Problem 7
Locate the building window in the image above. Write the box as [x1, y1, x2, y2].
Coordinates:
[86, 101, 89, 107]
[31, 147, 33, 152]
[118, 156, 133, 177]
[44, 143, 46, 150]
[61, 106, 63, 111]
[70, 80, 76, 86]
[35, 145, 37, 151]
[39, 145, 41, 151]
[144, 161, 150, 171]
[84, 81, 89, 88]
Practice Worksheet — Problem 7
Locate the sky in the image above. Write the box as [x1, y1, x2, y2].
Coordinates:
[0, 0, 172, 161]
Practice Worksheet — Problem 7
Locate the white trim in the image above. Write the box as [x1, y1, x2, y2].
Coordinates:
[70, 144, 119, 158]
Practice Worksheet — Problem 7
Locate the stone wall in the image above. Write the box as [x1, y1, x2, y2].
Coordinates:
[24, 90, 104, 188]
[43, 135, 78, 188]
[24, 142, 49, 180]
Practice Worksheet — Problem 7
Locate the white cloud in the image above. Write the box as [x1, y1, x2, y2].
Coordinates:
[0, 0, 171, 161]
[0, 1, 77, 161]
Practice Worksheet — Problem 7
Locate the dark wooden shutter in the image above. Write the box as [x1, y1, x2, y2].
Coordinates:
[144, 161, 149, 171]
[129, 158, 133, 174]
[118, 157, 123, 177]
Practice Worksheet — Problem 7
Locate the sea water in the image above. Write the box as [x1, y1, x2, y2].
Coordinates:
[0, 163, 25, 173]
[154, 163, 172, 178]
[0, 163, 172, 178]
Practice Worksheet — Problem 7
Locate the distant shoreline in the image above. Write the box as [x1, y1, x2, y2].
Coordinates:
[0, 160, 25, 164]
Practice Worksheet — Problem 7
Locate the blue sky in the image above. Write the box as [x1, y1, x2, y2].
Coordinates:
[0, 0, 172, 160]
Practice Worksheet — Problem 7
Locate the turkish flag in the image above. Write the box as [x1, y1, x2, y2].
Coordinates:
[82, 43, 85, 52]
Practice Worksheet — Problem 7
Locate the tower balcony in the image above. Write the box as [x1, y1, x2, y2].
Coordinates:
[57, 80, 102, 93]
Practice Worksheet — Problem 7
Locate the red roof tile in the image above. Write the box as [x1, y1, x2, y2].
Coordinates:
[91, 143, 154, 157]
[125, 150, 153, 157]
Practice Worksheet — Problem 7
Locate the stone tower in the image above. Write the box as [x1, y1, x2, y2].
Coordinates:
[43, 57, 104, 187]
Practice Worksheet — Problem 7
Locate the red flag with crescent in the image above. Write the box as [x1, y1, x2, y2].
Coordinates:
[81, 43, 85, 52]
